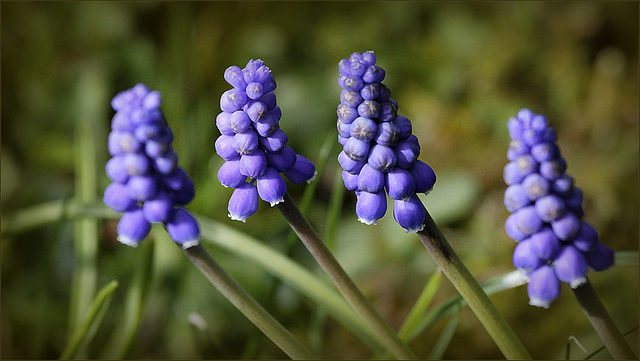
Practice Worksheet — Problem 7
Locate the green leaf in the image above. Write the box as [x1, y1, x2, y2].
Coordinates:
[196, 216, 385, 354]
[60, 280, 119, 360]
[399, 269, 443, 341]
[427, 305, 461, 360]
[99, 241, 155, 359]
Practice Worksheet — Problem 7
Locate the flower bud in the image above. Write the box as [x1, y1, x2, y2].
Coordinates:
[394, 138, 420, 169]
[529, 227, 561, 261]
[215, 134, 239, 161]
[117, 208, 151, 247]
[228, 183, 259, 222]
[356, 191, 387, 225]
[104, 182, 137, 213]
[228, 110, 252, 133]
[239, 149, 268, 179]
[282, 155, 317, 184]
[393, 195, 426, 233]
[368, 144, 397, 172]
[571, 221, 598, 252]
[534, 194, 566, 222]
[386, 168, 416, 200]
[232, 129, 259, 155]
[357, 163, 385, 193]
[584, 243, 615, 271]
[527, 265, 560, 309]
[504, 184, 530, 212]
[224, 65, 248, 90]
[512, 238, 543, 274]
[218, 158, 247, 188]
[257, 129, 286, 153]
[165, 208, 200, 249]
[257, 167, 287, 206]
[127, 175, 157, 202]
[553, 245, 587, 289]
[343, 137, 371, 161]
[350, 117, 377, 142]
[265, 146, 297, 173]
[142, 191, 173, 223]
[551, 212, 580, 240]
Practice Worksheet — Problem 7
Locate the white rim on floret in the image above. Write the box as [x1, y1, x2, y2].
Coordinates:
[269, 197, 285, 207]
[228, 213, 248, 223]
[529, 298, 551, 309]
[569, 277, 587, 289]
[117, 236, 139, 248]
[180, 238, 200, 249]
[357, 217, 377, 226]
[305, 171, 318, 184]
[405, 223, 425, 233]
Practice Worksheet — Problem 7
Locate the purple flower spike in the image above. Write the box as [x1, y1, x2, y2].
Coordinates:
[503, 108, 615, 307]
[527, 265, 560, 309]
[336, 51, 435, 232]
[215, 60, 316, 221]
[105, 84, 199, 247]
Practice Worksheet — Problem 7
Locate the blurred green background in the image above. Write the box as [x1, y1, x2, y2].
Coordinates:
[2, 1, 638, 359]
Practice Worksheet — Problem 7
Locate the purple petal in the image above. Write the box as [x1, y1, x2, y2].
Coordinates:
[117, 208, 151, 247]
[257, 167, 287, 206]
[356, 191, 387, 225]
[165, 208, 200, 248]
[527, 265, 560, 309]
[554, 245, 588, 288]
[357, 163, 385, 193]
[228, 183, 259, 222]
[392, 195, 426, 233]
[282, 155, 317, 184]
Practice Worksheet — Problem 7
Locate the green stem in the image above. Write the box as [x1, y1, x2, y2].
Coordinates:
[572, 279, 636, 359]
[179, 242, 315, 360]
[68, 66, 105, 340]
[417, 209, 531, 360]
[277, 192, 418, 360]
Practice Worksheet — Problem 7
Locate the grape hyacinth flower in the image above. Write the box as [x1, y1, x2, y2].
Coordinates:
[105, 83, 200, 249]
[504, 109, 615, 308]
[215, 59, 316, 222]
[337, 51, 436, 232]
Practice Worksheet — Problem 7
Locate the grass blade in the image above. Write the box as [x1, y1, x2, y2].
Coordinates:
[60, 280, 119, 360]
[427, 305, 461, 360]
[99, 241, 155, 359]
[399, 269, 443, 342]
[196, 215, 385, 354]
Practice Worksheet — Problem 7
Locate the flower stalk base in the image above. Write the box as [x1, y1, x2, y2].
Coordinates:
[417, 209, 532, 360]
[277, 192, 417, 360]
[572, 279, 636, 359]
[180, 242, 315, 360]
